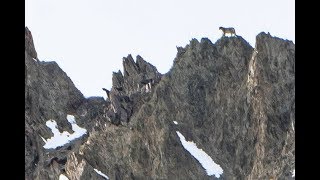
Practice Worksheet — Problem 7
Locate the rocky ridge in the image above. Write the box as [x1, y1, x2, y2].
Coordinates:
[25, 27, 295, 180]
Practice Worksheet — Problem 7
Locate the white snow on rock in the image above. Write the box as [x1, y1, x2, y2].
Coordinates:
[176, 131, 223, 178]
[59, 174, 69, 180]
[292, 169, 295, 177]
[173, 121, 178, 124]
[43, 115, 87, 149]
[94, 168, 109, 179]
[291, 121, 295, 131]
[66, 115, 87, 138]
[40, 136, 47, 143]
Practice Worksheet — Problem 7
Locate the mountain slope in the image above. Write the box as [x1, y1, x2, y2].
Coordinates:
[25, 27, 295, 180]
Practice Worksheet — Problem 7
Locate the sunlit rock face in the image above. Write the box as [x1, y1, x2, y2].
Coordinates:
[25, 26, 294, 180]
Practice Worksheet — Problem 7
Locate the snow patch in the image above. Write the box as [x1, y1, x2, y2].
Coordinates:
[291, 121, 294, 131]
[292, 169, 295, 177]
[40, 136, 47, 143]
[176, 131, 223, 178]
[59, 174, 69, 180]
[43, 115, 87, 149]
[173, 121, 178, 125]
[94, 168, 109, 179]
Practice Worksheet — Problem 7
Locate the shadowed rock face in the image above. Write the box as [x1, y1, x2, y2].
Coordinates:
[25, 27, 295, 180]
[25, 27, 37, 60]
[25, 27, 90, 180]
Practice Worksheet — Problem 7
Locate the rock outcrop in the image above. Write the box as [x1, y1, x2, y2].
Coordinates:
[102, 54, 162, 126]
[25, 27, 295, 180]
[26, 27, 95, 179]
[25, 27, 38, 60]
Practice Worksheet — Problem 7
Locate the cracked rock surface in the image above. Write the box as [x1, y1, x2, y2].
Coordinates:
[25, 27, 294, 180]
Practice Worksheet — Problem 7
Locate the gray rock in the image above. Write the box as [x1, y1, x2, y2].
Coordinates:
[81, 34, 294, 179]
[25, 27, 38, 60]
[25, 27, 294, 180]
[25, 27, 88, 179]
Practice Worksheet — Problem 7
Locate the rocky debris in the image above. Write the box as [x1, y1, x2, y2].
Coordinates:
[25, 26, 294, 179]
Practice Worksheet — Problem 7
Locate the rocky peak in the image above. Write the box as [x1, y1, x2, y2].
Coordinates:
[123, 54, 139, 77]
[25, 27, 38, 60]
[120, 54, 162, 95]
[25, 28, 90, 180]
[83, 34, 294, 179]
[112, 70, 124, 91]
[103, 54, 162, 126]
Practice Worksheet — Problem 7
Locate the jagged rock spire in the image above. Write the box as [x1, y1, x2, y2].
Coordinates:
[25, 26, 38, 60]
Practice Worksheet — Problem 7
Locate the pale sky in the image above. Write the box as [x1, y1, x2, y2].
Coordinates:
[25, 0, 295, 98]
